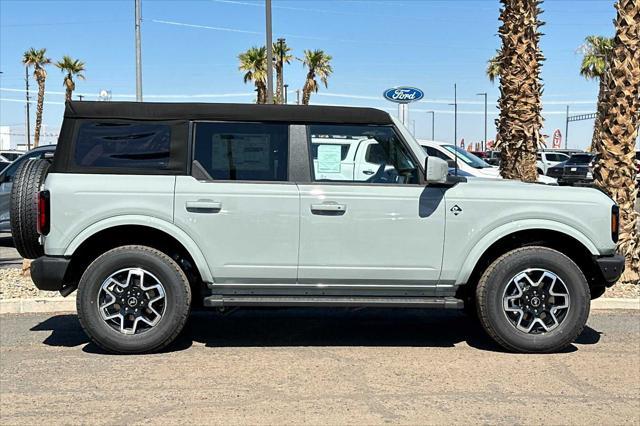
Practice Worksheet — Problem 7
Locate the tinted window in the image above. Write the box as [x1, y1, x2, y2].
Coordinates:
[423, 146, 450, 161]
[194, 122, 288, 181]
[567, 154, 593, 165]
[545, 153, 569, 162]
[75, 122, 171, 169]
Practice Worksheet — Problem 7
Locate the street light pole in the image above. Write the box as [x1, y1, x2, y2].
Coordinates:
[477, 92, 487, 151]
[135, 0, 143, 102]
[426, 111, 435, 140]
[265, 0, 274, 104]
[24, 66, 31, 150]
[565, 105, 570, 149]
[284, 84, 288, 104]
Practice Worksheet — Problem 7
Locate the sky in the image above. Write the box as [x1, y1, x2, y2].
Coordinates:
[1, 0, 636, 150]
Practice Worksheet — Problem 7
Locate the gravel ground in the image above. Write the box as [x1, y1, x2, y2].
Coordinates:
[0, 269, 58, 299]
[1, 267, 637, 300]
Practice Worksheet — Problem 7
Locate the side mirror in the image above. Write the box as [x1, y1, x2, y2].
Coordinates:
[424, 156, 448, 184]
[446, 159, 456, 168]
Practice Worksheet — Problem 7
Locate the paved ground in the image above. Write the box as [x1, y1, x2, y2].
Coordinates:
[1, 309, 638, 425]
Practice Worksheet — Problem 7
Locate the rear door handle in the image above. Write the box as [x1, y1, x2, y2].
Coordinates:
[186, 200, 222, 213]
[311, 203, 347, 215]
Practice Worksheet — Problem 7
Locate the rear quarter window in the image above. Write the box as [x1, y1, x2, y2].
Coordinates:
[75, 122, 171, 169]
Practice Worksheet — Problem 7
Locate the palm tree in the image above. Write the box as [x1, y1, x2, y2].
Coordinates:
[593, 0, 640, 283]
[495, 0, 544, 183]
[301, 49, 333, 105]
[273, 41, 293, 104]
[238, 46, 267, 104]
[55, 55, 86, 102]
[486, 50, 502, 83]
[579, 36, 614, 152]
[22, 48, 51, 148]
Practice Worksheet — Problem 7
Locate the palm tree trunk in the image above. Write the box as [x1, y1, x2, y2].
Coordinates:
[275, 65, 283, 104]
[256, 82, 266, 104]
[64, 75, 74, 102]
[589, 76, 607, 152]
[302, 73, 313, 105]
[593, 0, 640, 283]
[496, 0, 544, 183]
[34, 77, 45, 148]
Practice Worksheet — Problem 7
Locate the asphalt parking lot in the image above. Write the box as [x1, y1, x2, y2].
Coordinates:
[1, 309, 638, 424]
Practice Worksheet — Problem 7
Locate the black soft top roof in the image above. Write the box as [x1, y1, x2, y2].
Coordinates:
[64, 101, 393, 125]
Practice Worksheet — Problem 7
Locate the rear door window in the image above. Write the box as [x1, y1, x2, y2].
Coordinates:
[193, 122, 289, 181]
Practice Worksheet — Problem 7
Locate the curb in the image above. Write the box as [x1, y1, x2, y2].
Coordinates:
[0, 297, 76, 314]
[0, 296, 638, 315]
[591, 297, 640, 310]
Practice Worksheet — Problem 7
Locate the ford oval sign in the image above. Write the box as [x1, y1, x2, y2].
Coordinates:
[383, 87, 424, 103]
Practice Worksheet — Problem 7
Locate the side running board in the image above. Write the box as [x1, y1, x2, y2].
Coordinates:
[203, 295, 463, 309]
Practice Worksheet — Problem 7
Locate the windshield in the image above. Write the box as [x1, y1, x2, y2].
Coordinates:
[441, 145, 491, 168]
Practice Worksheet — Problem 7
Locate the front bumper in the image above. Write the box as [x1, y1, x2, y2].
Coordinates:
[30, 256, 70, 291]
[596, 254, 625, 284]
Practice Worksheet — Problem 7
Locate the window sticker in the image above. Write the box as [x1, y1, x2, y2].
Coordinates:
[316, 144, 342, 173]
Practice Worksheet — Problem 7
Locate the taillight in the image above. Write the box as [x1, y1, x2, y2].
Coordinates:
[611, 205, 619, 243]
[37, 190, 50, 235]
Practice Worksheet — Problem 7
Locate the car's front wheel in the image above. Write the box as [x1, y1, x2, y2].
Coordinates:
[476, 246, 590, 353]
[77, 245, 191, 354]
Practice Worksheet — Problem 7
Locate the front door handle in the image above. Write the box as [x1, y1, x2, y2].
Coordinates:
[362, 170, 375, 175]
[311, 203, 347, 215]
[186, 200, 222, 213]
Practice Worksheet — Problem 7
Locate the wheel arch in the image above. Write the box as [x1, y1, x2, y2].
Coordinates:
[455, 221, 602, 298]
[62, 216, 213, 288]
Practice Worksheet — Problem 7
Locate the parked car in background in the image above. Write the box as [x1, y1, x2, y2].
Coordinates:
[0, 145, 56, 232]
[485, 150, 501, 166]
[0, 150, 25, 162]
[558, 153, 594, 187]
[0, 157, 10, 172]
[420, 140, 501, 179]
[537, 151, 570, 175]
[546, 161, 566, 180]
[420, 141, 557, 184]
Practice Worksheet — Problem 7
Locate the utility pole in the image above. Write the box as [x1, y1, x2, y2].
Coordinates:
[284, 84, 288, 104]
[265, 0, 274, 104]
[427, 111, 435, 140]
[135, 0, 143, 101]
[78, 95, 84, 101]
[24, 66, 31, 150]
[477, 92, 487, 151]
[277, 38, 285, 104]
[296, 89, 300, 105]
[565, 105, 570, 149]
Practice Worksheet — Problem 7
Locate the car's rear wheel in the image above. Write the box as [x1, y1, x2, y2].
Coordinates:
[77, 245, 192, 354]
[476, 246, 590, 353]
[10, 158, 50, 259]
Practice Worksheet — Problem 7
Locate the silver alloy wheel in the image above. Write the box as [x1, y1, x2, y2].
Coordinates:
[97, 268, 166, 335]
[502, 268, 570, 334]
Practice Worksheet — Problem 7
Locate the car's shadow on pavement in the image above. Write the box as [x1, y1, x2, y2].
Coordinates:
[30, 308, 602, 355]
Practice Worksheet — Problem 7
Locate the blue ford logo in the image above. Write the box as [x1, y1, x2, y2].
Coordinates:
[383, 87, 424, 103]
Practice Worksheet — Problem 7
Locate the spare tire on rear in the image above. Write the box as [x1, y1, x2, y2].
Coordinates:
[10, 159, 50, 259]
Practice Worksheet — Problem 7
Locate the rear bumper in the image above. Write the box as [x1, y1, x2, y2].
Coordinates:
[596, 254, 625, 284]
[30, 256, 70, 291]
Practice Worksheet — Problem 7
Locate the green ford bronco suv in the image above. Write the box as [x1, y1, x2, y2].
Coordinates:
[11, 101, 624, 354]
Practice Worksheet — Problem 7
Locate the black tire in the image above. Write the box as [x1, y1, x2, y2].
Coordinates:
[10, 159, 50, 259]
[77, 245, 192, 354]
[476, 246, 590, 353]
